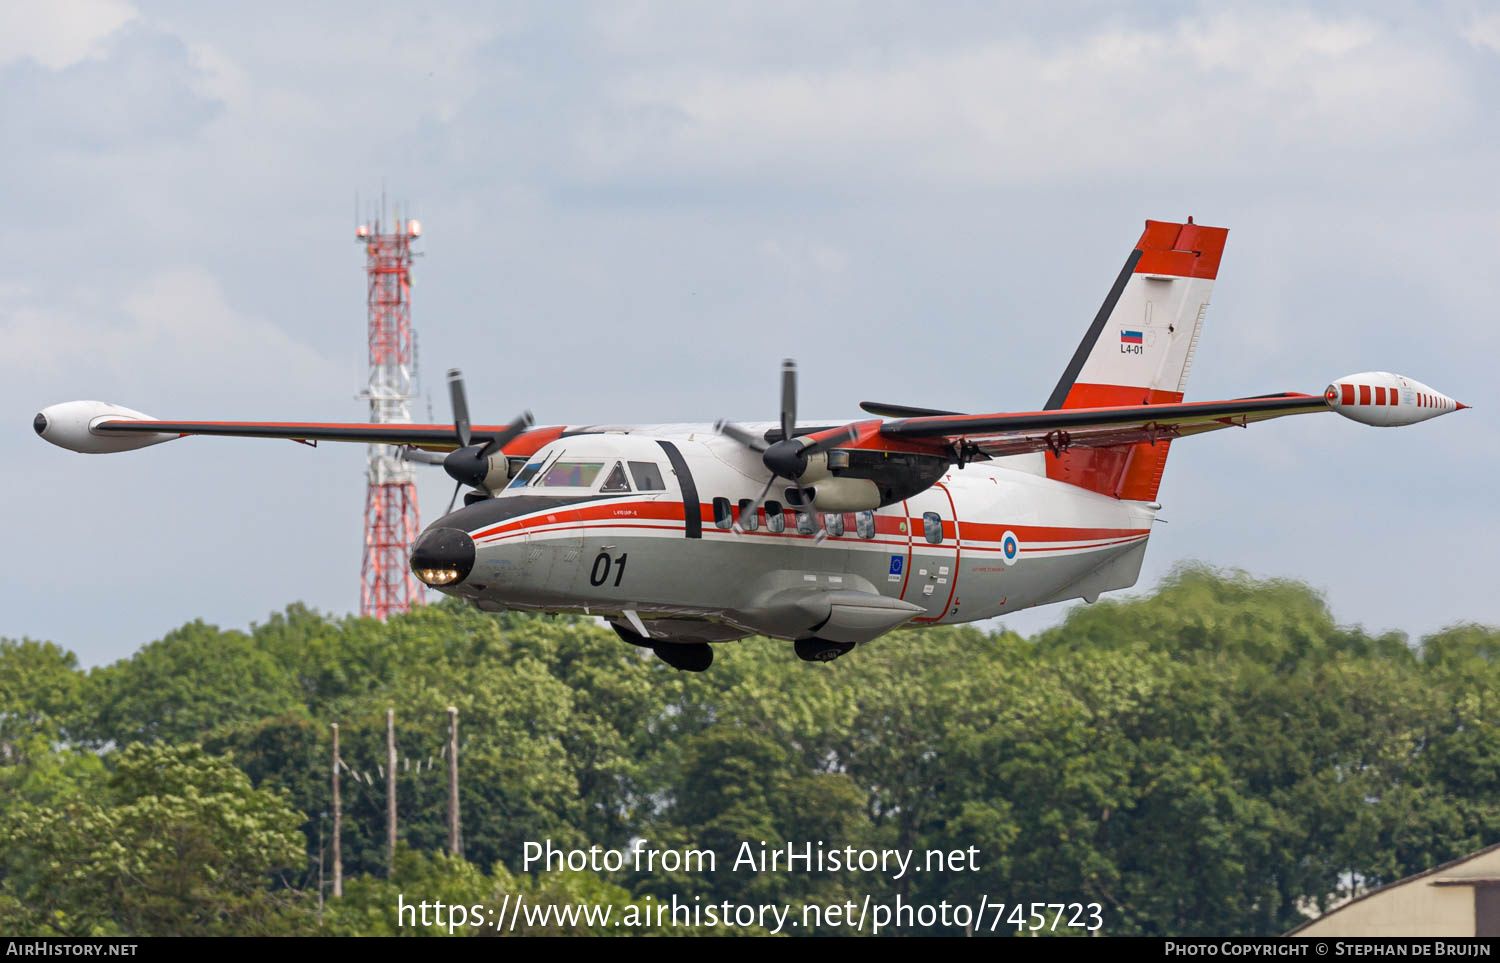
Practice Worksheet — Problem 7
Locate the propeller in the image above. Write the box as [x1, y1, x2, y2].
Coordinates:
[716, 359, 857, 536]
[438, 368, 534, 513]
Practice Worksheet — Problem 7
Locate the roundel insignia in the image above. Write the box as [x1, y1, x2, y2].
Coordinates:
[1000, 530, 1020, 566]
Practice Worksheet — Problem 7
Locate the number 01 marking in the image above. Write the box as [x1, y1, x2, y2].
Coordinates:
[589, 552, 628, 587]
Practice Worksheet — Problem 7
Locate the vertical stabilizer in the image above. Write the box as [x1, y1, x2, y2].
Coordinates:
[1043, 219, 1228, 501]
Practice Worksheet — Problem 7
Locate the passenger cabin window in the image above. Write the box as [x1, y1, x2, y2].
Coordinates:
[923, 511, 943, 545]
[628, 461, 666, 491]
[601, 462, 631, 493]
[824, 513, 845, 537]
[737, 499, 759, 532]
[765, 500, 785, 533]
[713, 497, 733, 530]
[856, 511, 876, 539]
[540, 461, 605, 488]
[796, 511, 818, 536]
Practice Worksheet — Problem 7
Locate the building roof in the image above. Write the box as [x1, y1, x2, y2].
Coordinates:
[1286, 841, 1500, 935]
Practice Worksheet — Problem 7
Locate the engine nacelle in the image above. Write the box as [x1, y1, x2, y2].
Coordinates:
[33, 401, 178, 454]
[479, 454, 514, 493]
[1325, 372, 1466, 427]
[781, 451, 881, 511]
[803, 476, 881, 512]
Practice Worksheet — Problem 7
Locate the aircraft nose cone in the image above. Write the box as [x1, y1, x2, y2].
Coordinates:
[33, 412, 47, 436]
[410, 527, 475, 587]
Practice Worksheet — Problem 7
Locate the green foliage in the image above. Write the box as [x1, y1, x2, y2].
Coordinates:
[0, 742, 310, 936]
[1033, 563, 1413, 669]
[82, 621, 303, 746]
[2, 571, 1497, 936]
[1, 637, 85, 748]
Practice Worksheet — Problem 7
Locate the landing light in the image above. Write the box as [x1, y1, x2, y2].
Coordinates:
[415, 566, 460, 586]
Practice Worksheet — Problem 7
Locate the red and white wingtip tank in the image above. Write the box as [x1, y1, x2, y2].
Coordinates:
[1325, 372, 1469, 427]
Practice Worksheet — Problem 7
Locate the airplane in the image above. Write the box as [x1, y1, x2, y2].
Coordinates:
[33, 218, 1468, 671]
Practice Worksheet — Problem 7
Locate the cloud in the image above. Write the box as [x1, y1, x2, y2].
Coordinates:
[1464, 14, 1500, 55]
[582, 10, 1467, 187]
[0, 268, 340, 402]
[0, 0, 136, 70]
[1, 24, 221, 152]
[760, 237, 849, 277]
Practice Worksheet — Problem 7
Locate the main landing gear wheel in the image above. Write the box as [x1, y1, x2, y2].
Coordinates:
[653, 643, 713, 673]
[795, 638, 855, 663]
[612, 623, 713, 672]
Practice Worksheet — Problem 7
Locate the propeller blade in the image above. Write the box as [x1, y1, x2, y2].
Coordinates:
[479, 411, 534, 457]
[780, 358, 797, 443]
[445, 480, 462, 515]
[447, 369, 472, 448]
[753, 473, 776, 507]
[720, 361, 856, 535]
[714, 420, 768, 453]
[803, 423, 859, 455]
[732, 474, 779, 535]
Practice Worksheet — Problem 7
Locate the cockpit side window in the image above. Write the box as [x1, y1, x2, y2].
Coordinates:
[539, 461, 605, 488]
[628, 461, 666, 491]
[601, 462, 631, 493]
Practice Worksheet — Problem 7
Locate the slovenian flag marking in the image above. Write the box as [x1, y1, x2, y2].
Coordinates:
[1120, 330, 1144, 344]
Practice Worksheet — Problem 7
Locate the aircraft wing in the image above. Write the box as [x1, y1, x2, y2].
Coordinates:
[95, 419, 476, 449]
[873, 392, 1332, 457]
[33, 400, 563, 456]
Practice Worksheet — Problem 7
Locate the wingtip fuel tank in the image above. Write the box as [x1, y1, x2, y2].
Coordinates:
[33, 401, 178, 454]
[1325, 372, 1466, 427]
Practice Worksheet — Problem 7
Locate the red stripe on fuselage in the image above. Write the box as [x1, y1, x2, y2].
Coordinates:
[469, 498, 1149, 547]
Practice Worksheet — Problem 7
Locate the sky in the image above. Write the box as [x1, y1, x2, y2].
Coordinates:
[3, 1, 1496, 667]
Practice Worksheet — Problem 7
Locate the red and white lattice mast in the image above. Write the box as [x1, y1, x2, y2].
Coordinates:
[355, 213, 424, 618]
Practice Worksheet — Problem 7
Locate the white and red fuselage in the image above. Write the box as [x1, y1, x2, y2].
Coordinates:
[425, 428, 1155, 642]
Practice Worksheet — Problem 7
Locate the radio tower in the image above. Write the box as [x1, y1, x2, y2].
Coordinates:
[355, 210, 424, 619]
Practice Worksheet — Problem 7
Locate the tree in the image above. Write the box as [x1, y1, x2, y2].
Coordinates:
[0, 742, 310, 936]
[0, 637, 86, 752]
[81, 620, 301, 746]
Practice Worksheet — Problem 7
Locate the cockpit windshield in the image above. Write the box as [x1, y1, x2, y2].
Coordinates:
[537, 460, 605, 488]
[502, 446, 670, 495]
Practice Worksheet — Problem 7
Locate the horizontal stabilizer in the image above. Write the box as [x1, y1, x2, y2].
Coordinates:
[859, 401, 964, 418]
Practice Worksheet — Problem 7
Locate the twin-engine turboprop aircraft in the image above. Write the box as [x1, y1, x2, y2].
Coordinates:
[35, 219, 1466, 670]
